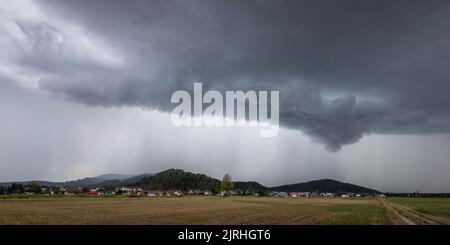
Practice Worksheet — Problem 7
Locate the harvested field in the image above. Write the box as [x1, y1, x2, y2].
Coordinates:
[0, 196, 391, 225]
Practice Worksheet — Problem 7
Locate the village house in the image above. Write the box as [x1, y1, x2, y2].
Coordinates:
[147, 190, 163, 197]
[275, 192, 288, 198]
[64, 190, 75, 195]
[289, 192, 309, 198]
[187, 189, 204, 195]
[85, 191, 100, 197]
[268, 191, 278, 197]
[320, 193, 335, 198]
[341, 194, 350, 198]
[166, 190, 183, 196]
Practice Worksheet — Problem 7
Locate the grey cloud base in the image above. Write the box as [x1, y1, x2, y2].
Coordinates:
[3, 0, 450, 150]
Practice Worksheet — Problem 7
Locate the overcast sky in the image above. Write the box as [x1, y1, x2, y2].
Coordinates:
[1, 0, 450, 192]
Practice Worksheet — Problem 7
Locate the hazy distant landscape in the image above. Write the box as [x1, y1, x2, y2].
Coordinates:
[0, 168, 380, 195]
[0, 169, 449, 225]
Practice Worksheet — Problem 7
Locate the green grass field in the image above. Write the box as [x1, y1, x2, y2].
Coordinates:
[388, 197, 450, 218]
[322, 203, 390, 224]
[0, 196, 391, 225]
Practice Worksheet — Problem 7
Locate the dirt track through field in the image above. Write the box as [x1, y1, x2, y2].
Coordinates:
[381, 199, 437, 225]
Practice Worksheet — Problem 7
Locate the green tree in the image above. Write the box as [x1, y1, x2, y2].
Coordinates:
[27, 182, 41, 194]
[246, 185, 254, 196]
[257, 189, 266, 196]
[8, 183, 24, 194]
[220, 174, 234, 197]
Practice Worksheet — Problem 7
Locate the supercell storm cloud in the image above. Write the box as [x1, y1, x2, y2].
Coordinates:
[1, 0, 450, 193]
[2, 0, 450, 150]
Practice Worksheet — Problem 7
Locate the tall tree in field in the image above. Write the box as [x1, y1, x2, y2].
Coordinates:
[220, 174, 234, 197]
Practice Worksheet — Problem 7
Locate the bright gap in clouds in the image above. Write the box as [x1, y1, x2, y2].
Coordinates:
[0, 0, 124, 88]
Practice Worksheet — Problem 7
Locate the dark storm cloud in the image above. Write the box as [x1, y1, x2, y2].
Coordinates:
[7, 0, 450, 150]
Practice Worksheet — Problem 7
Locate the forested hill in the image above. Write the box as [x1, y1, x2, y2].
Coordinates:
[134, 169, 221, 191]
[270, 179, 380, 194]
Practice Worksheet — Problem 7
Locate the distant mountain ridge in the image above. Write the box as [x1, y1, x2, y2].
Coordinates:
[95, 174, 133, 180]
[269, 179, 380, 194]
[0, 169, 380, 193]
[0, 173, 153, 188]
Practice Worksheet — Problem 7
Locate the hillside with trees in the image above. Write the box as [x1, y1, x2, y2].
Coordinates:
[135, 169, 221, 192]
[270, 179, 380, 194]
